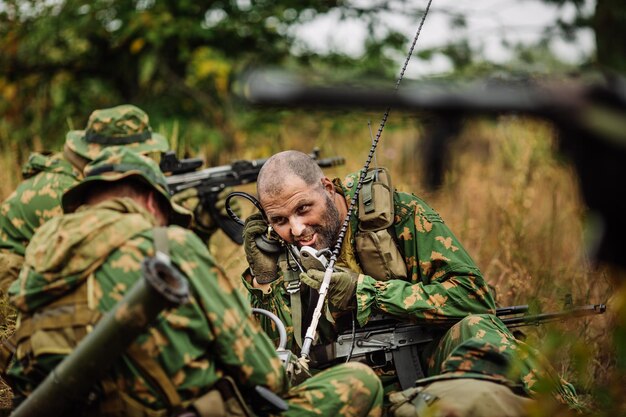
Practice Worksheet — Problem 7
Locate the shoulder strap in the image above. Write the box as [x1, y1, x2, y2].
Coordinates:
[125, 344, 182, 408]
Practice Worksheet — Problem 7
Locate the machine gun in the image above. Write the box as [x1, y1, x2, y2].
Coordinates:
[308, 303, 606, 390]
[161, 148, 345, 244]
[239, 69, 626, 269]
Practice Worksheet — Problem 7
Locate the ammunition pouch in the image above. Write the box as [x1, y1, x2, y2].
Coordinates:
[355, 168, 407, 281]
[86, 376, 253, 417]
[388, 378, 533, 417]
[13, 279, 101, 361]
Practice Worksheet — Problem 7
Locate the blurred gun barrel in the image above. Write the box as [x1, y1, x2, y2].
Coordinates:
[241, 69, 555, 116]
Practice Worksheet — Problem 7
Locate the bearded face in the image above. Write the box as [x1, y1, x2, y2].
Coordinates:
[262, 177, 344, 251]
[300, 191, 342, 250]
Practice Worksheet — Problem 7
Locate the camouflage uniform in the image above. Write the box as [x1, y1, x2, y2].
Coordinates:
[389, 339, 534, 417]
[243, 171, 580, 410]
[244, 172, 495, 345]
[0, 104, 169, 293]
[0, 153, 81, 291]
[6, 149, 383, 417]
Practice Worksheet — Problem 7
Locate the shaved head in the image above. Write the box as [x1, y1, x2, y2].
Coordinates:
[257, 150, 324, 201]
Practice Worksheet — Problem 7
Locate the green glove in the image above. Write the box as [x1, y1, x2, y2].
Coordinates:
[299, 268, 358, 310]
[243, 212, 280, 284]
[172, 186, 242, 238]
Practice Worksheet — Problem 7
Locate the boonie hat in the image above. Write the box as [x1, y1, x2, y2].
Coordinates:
[62, 147, 192, 227]
[65, 104, 169, 160]
[415, 339, 523, 390]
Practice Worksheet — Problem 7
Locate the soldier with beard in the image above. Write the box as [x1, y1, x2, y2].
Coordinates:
[241, 150, 582, 413]
[6, 147, 384, 417]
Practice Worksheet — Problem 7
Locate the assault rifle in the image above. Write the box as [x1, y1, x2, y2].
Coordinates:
[161, 148, 345, 244]
[309, 303, 606, 390]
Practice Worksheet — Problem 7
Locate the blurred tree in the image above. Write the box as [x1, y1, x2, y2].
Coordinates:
[0, 0, 424, 161]
[3, 0, 622, 160]
[541, 0, 626, 74]
[0, 0, 328, 158]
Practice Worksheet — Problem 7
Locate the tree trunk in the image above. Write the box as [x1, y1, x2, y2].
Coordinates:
[593, 0, 626, 74]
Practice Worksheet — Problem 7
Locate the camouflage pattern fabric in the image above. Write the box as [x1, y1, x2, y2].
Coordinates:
[390, 339, 534, 417]
[244, 171, 496, 347]
[0, 105, 171, 293]
[426, 314, 582, 411]
[0, 152, 81, 292]
[281, 361, 383, 417]
[243, 170, 580, 410]
[60, 147, 191, 227]
[65, 104, 168, 160]
[7, 196, 382, 416]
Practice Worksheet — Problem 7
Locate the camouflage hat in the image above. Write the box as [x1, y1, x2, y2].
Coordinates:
[65, 104, 169, 160]
[415, 340, 523, 389]
[62, 147, 192, 227]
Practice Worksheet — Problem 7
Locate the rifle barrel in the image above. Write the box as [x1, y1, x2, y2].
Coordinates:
[501, 304, 606, 328]
[496, 305, 529, 316]
[241, 70, 556, 117]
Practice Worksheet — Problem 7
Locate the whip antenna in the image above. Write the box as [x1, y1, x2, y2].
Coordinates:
[300, 0, 434, 359]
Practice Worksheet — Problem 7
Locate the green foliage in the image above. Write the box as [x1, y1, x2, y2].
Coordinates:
[0, 0, 346, 152]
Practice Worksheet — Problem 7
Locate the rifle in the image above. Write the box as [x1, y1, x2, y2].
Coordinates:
[161, 148, 345, 244]
[308, 303, 606, 390]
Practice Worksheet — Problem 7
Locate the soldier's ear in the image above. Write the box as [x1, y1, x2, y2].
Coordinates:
[321, 177, 334, 194]
[146, 191, 168, 226]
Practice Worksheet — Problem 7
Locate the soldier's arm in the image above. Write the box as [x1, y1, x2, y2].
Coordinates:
[355, 193, 496, 326]
[241, 270, 296, 351]
[173, 232, 289, 395]
[355, 273, 494, 326]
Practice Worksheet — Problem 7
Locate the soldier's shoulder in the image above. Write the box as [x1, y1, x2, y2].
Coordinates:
[393, 190, 443, 224]
[165, 225, 214, 260]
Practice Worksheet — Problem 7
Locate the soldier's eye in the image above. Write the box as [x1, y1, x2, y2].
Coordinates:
[271, 217, 287, 226]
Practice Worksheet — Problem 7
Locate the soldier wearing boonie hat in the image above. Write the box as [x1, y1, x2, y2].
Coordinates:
[0, 104, 170, 292]
[389, 339, 534, 417]
[62, 147, 192, 227]
[6, 145, 383, 417]
[64, 104, 169, 161]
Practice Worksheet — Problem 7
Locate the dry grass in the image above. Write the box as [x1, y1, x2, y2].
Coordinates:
[207, 113, 616, 409]
[0, 113, 617, 412]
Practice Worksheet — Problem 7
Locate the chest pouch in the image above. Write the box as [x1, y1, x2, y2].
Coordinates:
[355, 168, 407, 281]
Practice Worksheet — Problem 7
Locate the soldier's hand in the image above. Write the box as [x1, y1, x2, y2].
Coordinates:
[243, 212, 280, 284]
[300, 268, 359, 310]
[172, 186, 241, 239]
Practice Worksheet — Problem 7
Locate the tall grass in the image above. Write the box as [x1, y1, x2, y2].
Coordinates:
[0, 113, 616, 411]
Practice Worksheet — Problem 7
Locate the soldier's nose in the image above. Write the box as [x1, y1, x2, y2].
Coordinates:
[290, 218, 306, 237]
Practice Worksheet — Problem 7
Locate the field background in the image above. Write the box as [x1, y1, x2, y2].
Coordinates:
[0, 109, 620, 412]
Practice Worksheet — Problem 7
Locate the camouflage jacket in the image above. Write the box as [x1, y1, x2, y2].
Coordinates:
[8, 198, 287, 409]
[244, 172, 496, 350]
[0, 153, 81, 290]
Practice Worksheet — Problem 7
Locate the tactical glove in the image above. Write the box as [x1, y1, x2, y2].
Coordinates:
[243, 212, 280, 284]
[299, 268, 358, 310]
[172, 186, 242, 239]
